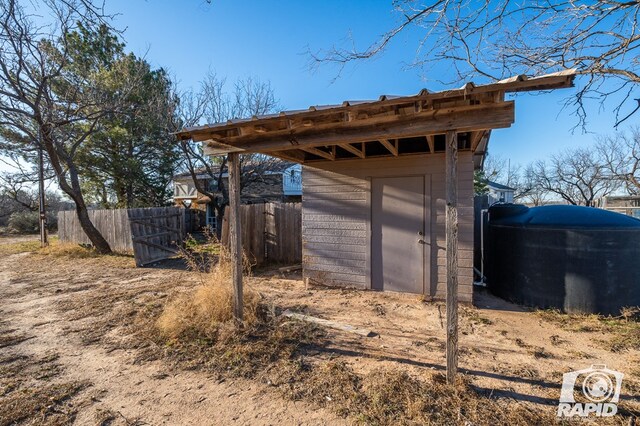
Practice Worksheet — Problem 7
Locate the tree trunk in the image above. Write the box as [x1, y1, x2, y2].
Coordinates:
[74, 198, 112, 254]
[40, 131, 112, 254]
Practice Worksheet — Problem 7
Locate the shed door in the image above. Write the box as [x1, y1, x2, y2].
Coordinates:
[371, 176, 425, 293]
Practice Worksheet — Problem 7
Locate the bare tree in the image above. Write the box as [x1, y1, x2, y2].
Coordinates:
[597, 126, 640, 194]
[513, 164, 549, 206]
[176, 73, 285, 234]
[531, 147, 615, 206]
[0, 0, 138, 253]
[313, 1, 640, 126]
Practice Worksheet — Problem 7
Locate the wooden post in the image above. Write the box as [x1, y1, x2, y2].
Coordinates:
[445, 130, 458, 385]
[228, 153, 244, 324]
[38, 144, 48, 248]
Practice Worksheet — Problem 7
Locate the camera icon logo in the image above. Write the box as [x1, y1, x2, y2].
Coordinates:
[557, 364, 624, 417]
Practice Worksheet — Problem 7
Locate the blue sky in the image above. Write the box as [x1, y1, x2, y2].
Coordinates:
[106, 0, 625, 167]
[3, 0, 632, 175]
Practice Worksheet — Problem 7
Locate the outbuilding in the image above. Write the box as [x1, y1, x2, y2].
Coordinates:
[177, 70, 575, 306]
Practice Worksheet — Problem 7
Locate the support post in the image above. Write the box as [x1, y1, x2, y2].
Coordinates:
[227, 153, 243, 324]
[38, 144, 48, 248]
[445, 130, 458, 385]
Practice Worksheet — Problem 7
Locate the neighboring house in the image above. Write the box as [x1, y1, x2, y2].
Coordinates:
[596, 195, 640, 219]
[172, 161, 302, 231]
[486, 180, 515, 205]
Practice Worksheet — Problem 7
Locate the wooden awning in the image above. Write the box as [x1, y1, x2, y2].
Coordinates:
[176, 70, 575, 168]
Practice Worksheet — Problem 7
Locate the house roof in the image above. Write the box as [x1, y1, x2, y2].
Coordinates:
[487, 180, 516, 191]
[176, 69, 576, 168]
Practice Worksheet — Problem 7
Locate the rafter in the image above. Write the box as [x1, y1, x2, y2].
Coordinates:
[379, 139, 398, 156]
[339, 143, 365, 158]
[270, 149, 306, 164]
[471, 131, 485, 152]
[426, 135, 435, 153]
[300, 146, 335, 161]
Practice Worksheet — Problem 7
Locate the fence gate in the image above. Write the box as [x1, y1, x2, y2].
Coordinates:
[128, 207, 185, 266]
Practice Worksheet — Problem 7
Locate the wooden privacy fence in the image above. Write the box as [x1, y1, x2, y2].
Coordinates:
[58, 209, 133, 252]
[221, 202, 301, 264]
[58, 207, 185, 266]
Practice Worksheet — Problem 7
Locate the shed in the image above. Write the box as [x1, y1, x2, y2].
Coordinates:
[177, 69, 575, 382]
[177, 70, 575, 305]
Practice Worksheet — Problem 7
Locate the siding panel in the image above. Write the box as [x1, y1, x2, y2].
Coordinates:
[302, 152, 475, 301]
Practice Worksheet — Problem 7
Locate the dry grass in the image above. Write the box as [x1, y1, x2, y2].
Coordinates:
[157, 249, 262, 340]
[536, 308, 640, 352]
[154, 246, 324, 377]
[0, 239, 42, 255]
[277, 361, 562, 426]
[0, 381, 87, 426]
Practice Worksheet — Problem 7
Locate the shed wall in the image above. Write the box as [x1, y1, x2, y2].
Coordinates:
[302, 153, 474, 303]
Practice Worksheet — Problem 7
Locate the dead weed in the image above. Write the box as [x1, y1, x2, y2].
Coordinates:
[0, 381, 87, 426]
[280, 361, 564, 426]
[537, 308, 640, 352]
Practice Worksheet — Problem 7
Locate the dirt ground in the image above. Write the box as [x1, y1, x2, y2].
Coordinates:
[0, 235, 638, 425]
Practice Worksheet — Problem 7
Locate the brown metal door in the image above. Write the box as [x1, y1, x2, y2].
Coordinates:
[371, 176, 425, 293]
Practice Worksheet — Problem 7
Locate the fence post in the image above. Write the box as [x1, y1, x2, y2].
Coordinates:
[228, 153, 244, 324]
[446, 130, 459, 385]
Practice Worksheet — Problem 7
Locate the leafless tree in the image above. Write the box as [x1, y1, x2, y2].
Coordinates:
[175, 73, 285, 234]
[313, 1, 640, 126]
[597, 126, 640, 194]
[0, 0, 139, 253]
[530, 147, 616, 206]
[483, 153, 521, 188]
[513, 164, 550, 206]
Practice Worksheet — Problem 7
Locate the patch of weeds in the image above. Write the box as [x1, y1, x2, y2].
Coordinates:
[566, 349, 592, 360]
[372, 303, 386, 317]
[549, 334, 566, 346]
[531, 347, 552, 359]
[94, 408, 117, 426]
[158, 317, 324, 378]
[513, 338, 529, 348]
[460, 307, 493, 325]
[0, 240, 42, 255]
[536, 308, 640, 352]
[411, 337, 445, 351]
[495, 364, 541, 380]
[279, 362, 564, 425]
[0, 381, 87, 426]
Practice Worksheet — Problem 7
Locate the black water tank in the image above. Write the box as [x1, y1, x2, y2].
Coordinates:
[485, 204, 640, 315]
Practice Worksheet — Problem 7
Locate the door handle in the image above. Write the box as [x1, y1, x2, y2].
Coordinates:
[418, 239, 427, 244]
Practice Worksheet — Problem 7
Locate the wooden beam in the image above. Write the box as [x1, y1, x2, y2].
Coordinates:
[269, 152, 305, 164]
[470, 131, 485, 152]
[426, 135, 435, 153]
[379, 139, 398, 156]
[339, 143, 365, 158]
[202, 140, 246, 156]
[268, 149, 306, 163]
[445, 130, 458, 385]
[202, 102, 514, 153]
[227, 152, 244, 325]
[283, 310, 376, 337]
[300, 146, 335, 161]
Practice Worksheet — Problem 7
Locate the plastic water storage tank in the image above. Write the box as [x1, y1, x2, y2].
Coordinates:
[485, 204, 640, 315]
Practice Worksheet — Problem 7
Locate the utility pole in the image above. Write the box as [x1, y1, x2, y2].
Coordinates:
[38, 144, 48, 247]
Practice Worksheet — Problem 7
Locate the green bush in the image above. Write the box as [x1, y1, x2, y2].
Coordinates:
[7, 211, 58, 234]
